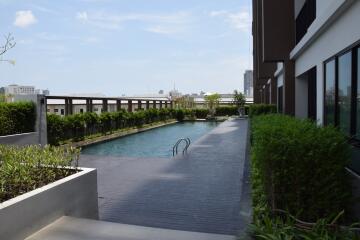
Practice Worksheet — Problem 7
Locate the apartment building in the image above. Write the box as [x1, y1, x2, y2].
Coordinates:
[5, 84, 36, 95]
[244, 70, 254, 98]
[253, 0, 360, 216]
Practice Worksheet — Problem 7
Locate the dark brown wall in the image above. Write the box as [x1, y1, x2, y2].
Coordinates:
[252, 0, 276, 103]
[262, 0, 295, 62]
[252, 0, 295, 114]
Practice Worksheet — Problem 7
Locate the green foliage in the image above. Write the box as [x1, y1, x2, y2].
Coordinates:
[233, 90, 246, 107]
[47, 114, 67, 146]
[0, 145, 80, 203]
[251, 114, 351, 221]
[252, 211, 359, 240]
[250, 114, 358, 239]
[0, 101, 36, 136]
[193, 109, 209, 119]
[204, 93, 220, 110]
[249, 104, 277, 117]
[215, 106, 238, 116]
[175, 109, 185, 121]
[47, 108, 178, 145]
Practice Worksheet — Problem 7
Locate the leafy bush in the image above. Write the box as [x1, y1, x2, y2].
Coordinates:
[215, 106, 238, 116]
[0, 101, 36, 136]
[47, 108, 178, 145]
[175, 109, 185, 121]
[0, 145, 80, 203]
[66, 114, 86, 141]
[250, 114, 359, 239]
[47, 114, 67, 145]
[252, 211, 359, 240]
[99, 112, 113, 134]
[249, 104, 277, 117]
[193, 109, 209, 119]
[251, 114, 351, 221]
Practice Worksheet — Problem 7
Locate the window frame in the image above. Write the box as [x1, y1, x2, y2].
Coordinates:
[323, 40, 360, 140]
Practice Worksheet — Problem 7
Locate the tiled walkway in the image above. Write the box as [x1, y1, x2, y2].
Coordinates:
[79, 118, 251, 235]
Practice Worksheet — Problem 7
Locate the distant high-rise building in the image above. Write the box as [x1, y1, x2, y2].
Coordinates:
[5, 84, 35, 95]
[42, 89, 50, 96]
[244, 70, 253, 98]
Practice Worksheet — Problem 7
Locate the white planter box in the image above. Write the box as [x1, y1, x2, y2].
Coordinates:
[0, 167, 98, 240]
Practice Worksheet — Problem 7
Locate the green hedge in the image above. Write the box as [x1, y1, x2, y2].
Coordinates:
[193, 109, 209, 119]
[0, 101, 36, 136]
[215, 106, 238, 116]
[47, 108, 184, 145]
[249, 104, 277, 117]
[215, 105, 251, 116]
[251, 114, 351, 222]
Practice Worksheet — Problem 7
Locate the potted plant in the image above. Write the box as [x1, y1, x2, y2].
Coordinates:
[233, 90, 246, 117]
[0, 145, 98, 240]
[204, 93, 220, 118]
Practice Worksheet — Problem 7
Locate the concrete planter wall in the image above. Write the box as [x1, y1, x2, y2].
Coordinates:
[0, 167, 98, 240]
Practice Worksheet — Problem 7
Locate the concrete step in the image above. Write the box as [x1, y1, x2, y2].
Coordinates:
[26, 216, 236, 240]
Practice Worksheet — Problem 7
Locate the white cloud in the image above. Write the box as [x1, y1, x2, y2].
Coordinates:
[209, 10, 228, 17]
[146, 26, 174, 35]
[14, 10, 37, 28]
[75, 11, 191, 33]
[210, 10, 251, 33]
[76, 11, 88, 21]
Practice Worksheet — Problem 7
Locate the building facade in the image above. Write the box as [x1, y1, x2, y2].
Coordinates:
[244, 70, 254, 98]
[253, 0, 360, 216]
[5, 84, 36, 95]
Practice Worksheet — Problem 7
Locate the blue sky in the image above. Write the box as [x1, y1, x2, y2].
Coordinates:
[0, 0, 252, 96]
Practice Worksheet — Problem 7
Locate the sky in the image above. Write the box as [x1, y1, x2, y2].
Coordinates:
[0, 0, 253, 96]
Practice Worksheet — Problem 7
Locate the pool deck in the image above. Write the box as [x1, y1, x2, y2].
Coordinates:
[79, 118, 251, 236]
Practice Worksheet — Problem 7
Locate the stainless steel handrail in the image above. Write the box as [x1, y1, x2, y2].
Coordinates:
[172, 138, 191, 156]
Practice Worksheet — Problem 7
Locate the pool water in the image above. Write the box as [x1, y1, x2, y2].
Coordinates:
[81, 121, 219, 158]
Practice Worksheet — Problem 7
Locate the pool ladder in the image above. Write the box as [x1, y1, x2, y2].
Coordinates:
[172, 138, 191, 156]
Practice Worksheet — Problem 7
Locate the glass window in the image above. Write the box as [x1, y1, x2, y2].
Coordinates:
[325, 60, 336, 125]
[357, 48, 360, 138]
[338, 52, 352, 134]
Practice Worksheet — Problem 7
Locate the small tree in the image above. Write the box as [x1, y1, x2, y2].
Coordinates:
[204, 93, 220, 116]
[0, 33, 16, 65]
[233, 90, 246, 116]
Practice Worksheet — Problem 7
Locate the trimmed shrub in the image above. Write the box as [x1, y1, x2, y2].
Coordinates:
[215, 106, 238, 116]
[193, 109, 209, 119]
[47, 108, 179, 145]
[175, 109, 185, 121]
[99, 112, 113, 134]
[249, 104, 277, 117]
[0, 101, 36, 136]
[251, 114, 351, 221]
[47, 114, 67, 145]
[65, 114, 86, 141]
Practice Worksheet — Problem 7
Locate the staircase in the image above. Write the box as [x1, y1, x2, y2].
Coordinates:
[25, 216, 235, 240]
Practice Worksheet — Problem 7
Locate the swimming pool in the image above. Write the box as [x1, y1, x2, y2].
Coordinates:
[81, 121, 219, 158]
